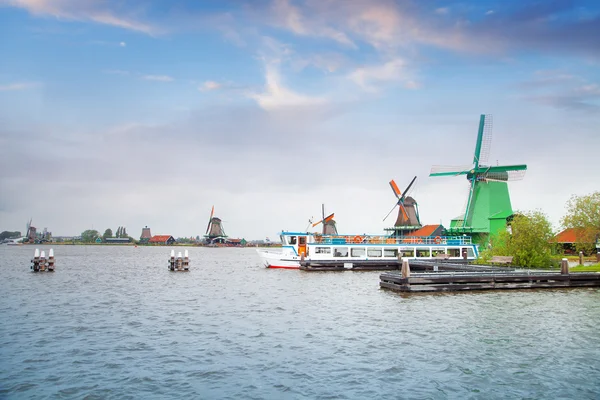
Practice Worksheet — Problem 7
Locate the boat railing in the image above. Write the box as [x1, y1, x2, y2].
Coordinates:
[313, 235, 472, 246]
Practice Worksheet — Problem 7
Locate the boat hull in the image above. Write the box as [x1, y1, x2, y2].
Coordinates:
[256, 249, 300, 269]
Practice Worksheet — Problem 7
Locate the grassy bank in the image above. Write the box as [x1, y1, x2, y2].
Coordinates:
[569, 264, 600, 272]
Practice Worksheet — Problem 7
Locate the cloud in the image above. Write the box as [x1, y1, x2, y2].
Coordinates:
[249, 62, 327, 111]
[348, 58, 418, 92]
[119, 41, 126, 47]
[0, 82, 39, 91]
[519, 70, 600, 112]
[200, 81, 222, 91]
[141, 75, 174, 82]
[2, 0, 158, 35]
[269, 0, 356, 48]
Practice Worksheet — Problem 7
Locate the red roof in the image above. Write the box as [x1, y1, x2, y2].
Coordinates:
[553, 228, 589, 244]
[148, 235, 173, 243]
[407, 224, 442, 237]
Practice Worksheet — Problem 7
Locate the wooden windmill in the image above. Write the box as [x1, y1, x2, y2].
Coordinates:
[429, 114, 527, 238]
[383, 176, 422, 236]
[312, 204, 338, 235]
[204, 206, 227, 243]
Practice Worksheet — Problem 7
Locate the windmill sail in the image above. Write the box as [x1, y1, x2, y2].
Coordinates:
[312, 204, 338, 235]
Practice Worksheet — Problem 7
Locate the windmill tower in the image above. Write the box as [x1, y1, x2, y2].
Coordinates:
[383, 176, 422, 236]
[204, 206, 227, 243]
[429, 114, 527, 238]
[312, 204, 338, 235]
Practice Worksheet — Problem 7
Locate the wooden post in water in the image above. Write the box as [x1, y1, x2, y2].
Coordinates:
[401, 258, 411, 278]
[560, 258, 569, 275]
[579, 251, 584, 266]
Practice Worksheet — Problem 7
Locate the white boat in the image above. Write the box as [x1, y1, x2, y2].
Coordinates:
[256, 231, 479, 269]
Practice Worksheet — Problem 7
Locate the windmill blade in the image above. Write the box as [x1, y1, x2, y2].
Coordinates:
[400, 176, 417, 200]
[479, 114, 493, 166]
[462, 179, 476, 227]
[389, 180, 401, 199]
[481, 164, 527, 182]
[399, 202, 409, 221]
[322, 204, 325, 222]
[383, 203, 398, 222]
[312, 220, 323, 227]
[429, 165, 472, 177]
[324, 213, 334, 222]
[205, 205, 214, 234]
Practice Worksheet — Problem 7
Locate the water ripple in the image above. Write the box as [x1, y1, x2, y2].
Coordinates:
[1, 245, 600, 399]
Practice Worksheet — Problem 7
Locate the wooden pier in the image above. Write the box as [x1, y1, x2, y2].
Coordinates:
[298, 257, 512, 272]
[380, 271, 600, 293]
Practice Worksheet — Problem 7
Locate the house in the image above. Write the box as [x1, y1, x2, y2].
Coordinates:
[148, 235, 176, 245]
[553, 228, 598, 254]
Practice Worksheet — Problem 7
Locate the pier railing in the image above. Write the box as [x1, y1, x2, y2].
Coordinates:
[313, 235, 472, 246]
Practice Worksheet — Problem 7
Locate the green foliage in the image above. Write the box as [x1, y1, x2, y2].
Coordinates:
[81, 229, 100, 243]
[0, 231, 21, 240]
[561, 191, 600, 253]
[480, 210, 554, 268]
[103, 228, 113, 239]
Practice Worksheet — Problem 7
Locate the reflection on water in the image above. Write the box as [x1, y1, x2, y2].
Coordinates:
[1, 245, 600, 399]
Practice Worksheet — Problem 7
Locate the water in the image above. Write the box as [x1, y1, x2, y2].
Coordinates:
[1, 245, 599, 399]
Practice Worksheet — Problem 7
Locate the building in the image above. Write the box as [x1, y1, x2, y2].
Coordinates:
[553, 228, 599, 255]
[140, 226, 152, 243]
[105, 237, 132, 244]
[148, 235, 175, 245]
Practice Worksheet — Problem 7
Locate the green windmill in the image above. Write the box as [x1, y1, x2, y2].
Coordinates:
[429, 114, 527, 238]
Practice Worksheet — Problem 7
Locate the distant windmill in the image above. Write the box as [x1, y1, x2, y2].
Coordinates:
[429, 114, 527, 237]
[383, 176, 422, 236]
[204, 206, 227, 243]
[312, 204, 338, 235]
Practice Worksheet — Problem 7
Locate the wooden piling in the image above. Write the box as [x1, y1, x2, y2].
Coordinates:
[401, 259, 411, 278]
[561, 258, 569, 274]
[579, 251, 584, 266]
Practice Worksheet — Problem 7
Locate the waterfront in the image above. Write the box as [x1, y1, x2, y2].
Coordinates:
[1, 245, 599, 399]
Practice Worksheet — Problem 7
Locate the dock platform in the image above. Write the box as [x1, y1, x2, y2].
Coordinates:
[299, 259, 512, 272]
[380, 271, 600, 292]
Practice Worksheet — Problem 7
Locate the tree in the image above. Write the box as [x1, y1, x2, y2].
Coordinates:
[0, 231, 21, 241]
[103, 228, 113, 240]
[561, 191, 600, 254]
[81, 229, 100, 243]
[481, 210, 554, 268]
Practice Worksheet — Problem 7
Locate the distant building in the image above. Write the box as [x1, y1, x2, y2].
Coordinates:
[553, 228, 599, 254]
[105, 237, 132, 244]
[148, 235, 175, 245]
[140, 226, 152, 243]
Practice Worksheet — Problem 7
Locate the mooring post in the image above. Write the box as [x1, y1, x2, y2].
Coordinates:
[597, 251, 600, 263]
[397, 253, 401, 270]
[560, 258, 569, 275]
[579, 251, 584, 266]
[401, 259, 411, 278]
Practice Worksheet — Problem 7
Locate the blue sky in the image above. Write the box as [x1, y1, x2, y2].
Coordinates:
[1, 0, 599, 239]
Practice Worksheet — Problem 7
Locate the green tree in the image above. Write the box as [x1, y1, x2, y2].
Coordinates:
[481, 210, 555, 268]
[103, 228, 113, 240]
[81, 229, 100, 243]
[0, 231, 21, 240]
[561, 191, 600, 254]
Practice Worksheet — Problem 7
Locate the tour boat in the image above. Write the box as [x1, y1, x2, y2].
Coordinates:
[256, 231, 479, 269]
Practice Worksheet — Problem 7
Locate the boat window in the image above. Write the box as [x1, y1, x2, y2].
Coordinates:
[416, 249, 431, 257]
[333, 247, 348, 257]
[351, 248, 365, 257]
[399, 248, 414, 257]
[431, 248, 446, 256]
[299, 236, 306, 245]
[315, 247, 331, 254]
[367, 248, 382, 257]
[447, 248, 461, 257]
[466, 247, 475, 258]
[384, 248, 398, 257]
[289, 236, 297, 245]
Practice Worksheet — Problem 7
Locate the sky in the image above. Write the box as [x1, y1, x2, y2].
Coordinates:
[0, 0, 599, 240]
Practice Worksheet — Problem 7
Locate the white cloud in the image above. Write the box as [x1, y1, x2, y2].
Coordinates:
[142, 75, 174, 82]
[200, 81, 222, 91]
[2, 0, 158, 35]
[0, 82, 39, 91]
[119, 41, 126, 47]
[249, 63, 326, 111]
[435, 7, 449, 15]
[348, 59, 417, 92]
